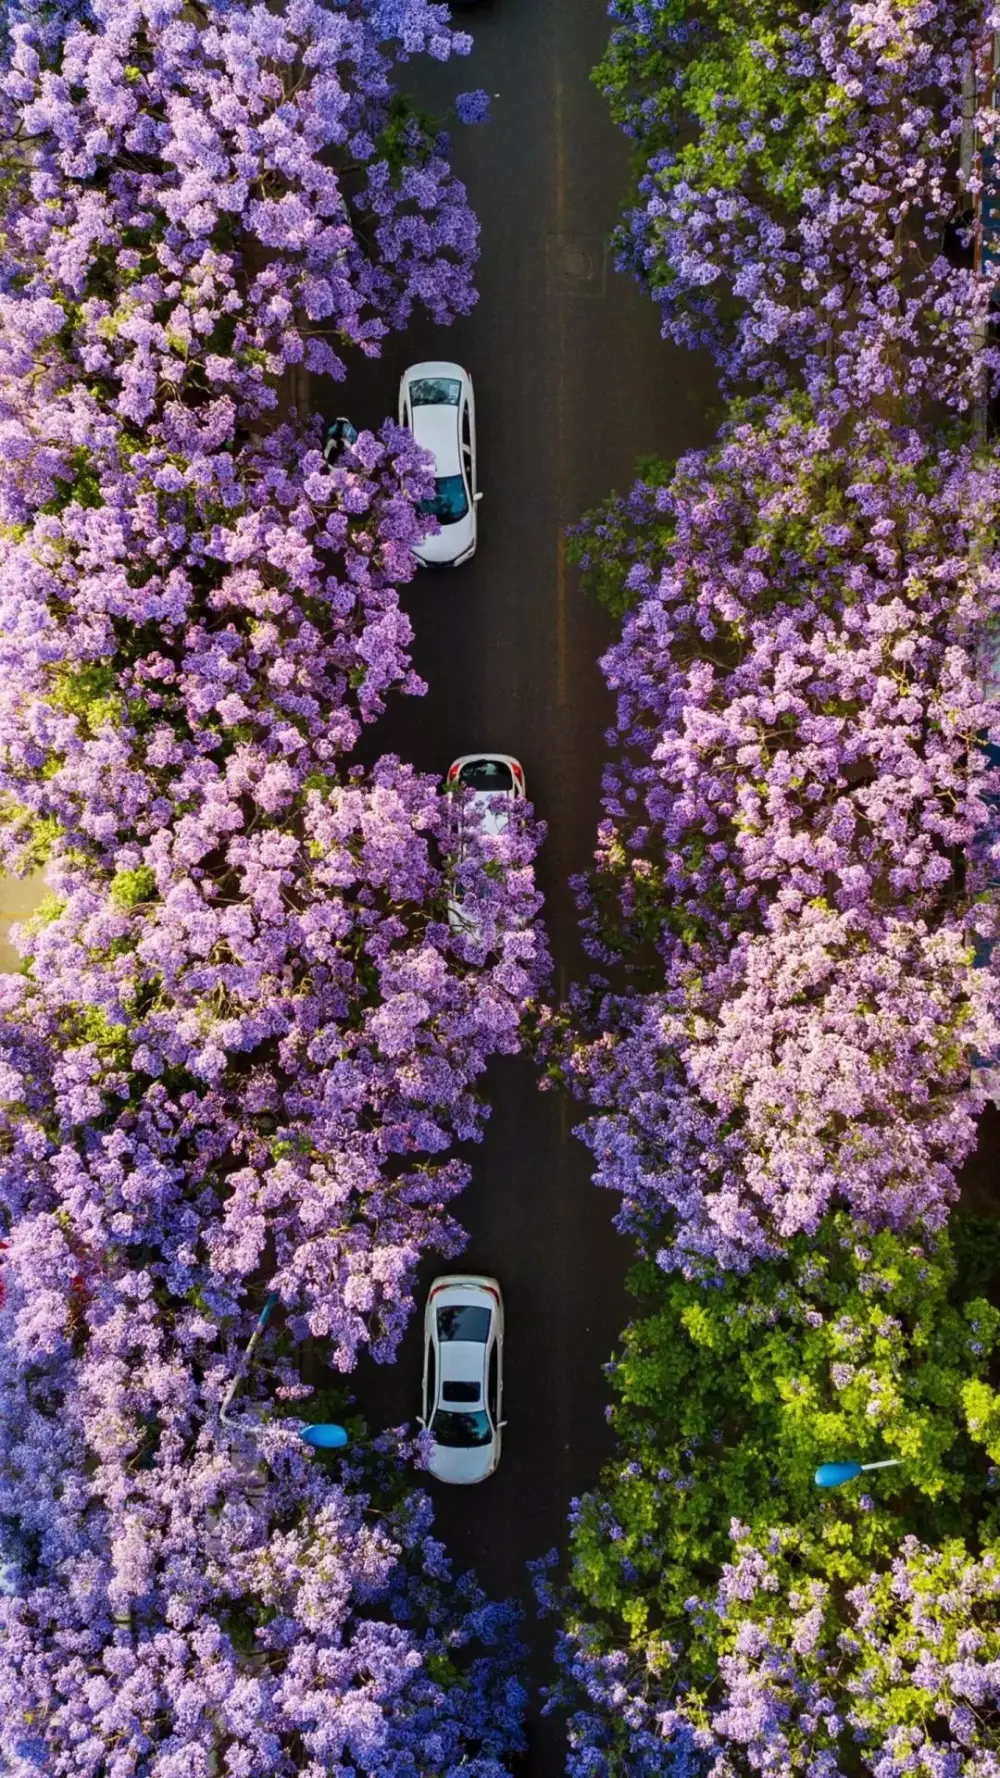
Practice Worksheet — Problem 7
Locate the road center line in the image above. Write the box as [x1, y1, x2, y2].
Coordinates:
[554, 74, 568, 708]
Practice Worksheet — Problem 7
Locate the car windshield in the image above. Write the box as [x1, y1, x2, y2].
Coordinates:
[418, 475, 469, 525]
[459, 760, 514, 793]
[430, 1409, 492, 1448]
[442, 1380, 481, 1403]
[437, 1304, 491, 1343]
[410, 377, 462, 406]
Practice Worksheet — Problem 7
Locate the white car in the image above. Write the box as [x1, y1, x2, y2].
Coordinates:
[445, 754, 526, 933]
[399, 362, 481, 565]
[420, 1275, 504, 1483]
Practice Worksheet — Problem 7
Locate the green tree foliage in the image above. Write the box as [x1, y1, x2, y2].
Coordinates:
[567, 457, 675, 619]
[545, 1215, 1000, 1769]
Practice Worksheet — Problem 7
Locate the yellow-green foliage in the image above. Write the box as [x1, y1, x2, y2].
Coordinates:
[567, 1215, 1000, 1654]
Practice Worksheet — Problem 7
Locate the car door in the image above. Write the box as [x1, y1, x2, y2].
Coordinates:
[487, 1335, 502, 1436]
[461, 392, 475, 497]
[423, 1333, 437, 1425]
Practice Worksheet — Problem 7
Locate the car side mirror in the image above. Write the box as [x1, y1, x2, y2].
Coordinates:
[473, 491, 483, 502]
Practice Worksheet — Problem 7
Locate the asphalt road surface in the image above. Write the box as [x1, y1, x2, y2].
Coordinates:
[312, 0, 720, 1766]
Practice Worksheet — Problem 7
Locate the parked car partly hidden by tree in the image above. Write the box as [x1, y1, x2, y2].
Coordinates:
[444, 752, 528, 940]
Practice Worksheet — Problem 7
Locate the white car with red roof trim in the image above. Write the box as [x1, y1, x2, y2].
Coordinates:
[444, 753, 526, 935]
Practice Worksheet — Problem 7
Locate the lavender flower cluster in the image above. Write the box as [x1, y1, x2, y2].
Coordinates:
[562, 403, 1000, 1270]
[0, 0, 543, 1768]
[560, 2, 1000, 1271]
[548, 0, 1000, 1769]
[602, 0, 995, 410]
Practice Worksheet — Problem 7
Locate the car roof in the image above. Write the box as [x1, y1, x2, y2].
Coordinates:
[429, 1275, 499, 1301]
[411, 402, 461, 476]
[439, 1340, 487, 1387]
[463, 794, 511, 838]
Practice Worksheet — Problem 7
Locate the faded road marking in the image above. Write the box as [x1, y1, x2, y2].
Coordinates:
[554, 76, 568, 708]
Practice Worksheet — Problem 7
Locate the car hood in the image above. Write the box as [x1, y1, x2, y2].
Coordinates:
[415, 508, 476, 565]
[427, 1440, 496, 1485]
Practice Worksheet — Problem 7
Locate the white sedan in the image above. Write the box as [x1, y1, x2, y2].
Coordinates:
[399, 362, 481, 566]
[419, 1275, 504, 1484]
[445, 754, 526, 933]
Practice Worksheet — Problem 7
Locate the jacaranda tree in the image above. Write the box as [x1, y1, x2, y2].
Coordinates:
[594, 0, 994, 409]
[0, 1291, 529, 1775]
[0, 0, 537, 1767]
[546, 2, 1000, 1769]
[549, 397, 1000, 1271]
[536, 1217, 1000, 1777]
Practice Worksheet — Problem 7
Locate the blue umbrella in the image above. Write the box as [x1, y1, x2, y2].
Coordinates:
[815, 1458, 902, 1488]
[300, 1423, 349, 1450]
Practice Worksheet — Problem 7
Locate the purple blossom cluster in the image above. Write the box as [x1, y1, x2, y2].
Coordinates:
[0, 1299, 529, 1775]
[0, 0, 541, 1766]
[550, 1524, 1000, 1778]
[606, 0, 996, 410]
[559, 401, 1000, 1267]
[0, 0, 480, 425]
[0, 753, 547, 1367]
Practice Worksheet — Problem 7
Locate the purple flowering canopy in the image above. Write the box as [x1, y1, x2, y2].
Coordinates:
[544, 0, 1000, 1767]
[0, 1269, 529, 1774]
[555, 399, 1000, 1269]
[545, 1522, 1000, 1778]
[0, 0, 541, 1767]
[600, 0, 998, 410]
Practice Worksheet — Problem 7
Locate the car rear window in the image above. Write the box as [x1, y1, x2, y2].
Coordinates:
[410, 377, 462, 406]
[459, 760, 514, 792]
[437, 1304, 491, 1343]
[441, 1381, 481, 1403]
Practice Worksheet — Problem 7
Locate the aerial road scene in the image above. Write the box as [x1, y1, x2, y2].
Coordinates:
[1, 0, 1000, 1773]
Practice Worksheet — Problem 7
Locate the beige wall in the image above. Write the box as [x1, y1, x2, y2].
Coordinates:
[0, 872, 46, 972]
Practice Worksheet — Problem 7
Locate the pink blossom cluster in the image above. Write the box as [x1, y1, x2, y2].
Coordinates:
[569, 909, 1000, 1273]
